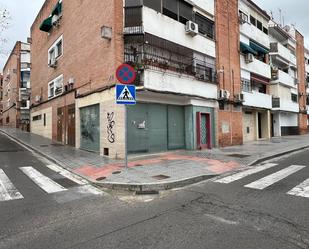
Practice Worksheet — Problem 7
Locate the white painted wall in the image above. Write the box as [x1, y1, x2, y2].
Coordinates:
[190, 0, 214, 15]
[143, 69, 218, 100]
[240, 55, 271, 79]
[143, 7, 216, 58]
[280, 112, 298, 126]
[31, 107, 52, 139]
[242, 91, 272, 109]
[20, 52, 30, 64]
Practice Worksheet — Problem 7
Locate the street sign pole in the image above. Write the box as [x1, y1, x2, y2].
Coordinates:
[124, 104, 128, 169]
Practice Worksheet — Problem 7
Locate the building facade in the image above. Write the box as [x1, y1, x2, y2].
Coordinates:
[29, 0, 308, 159]
[1, 41, 31, 130]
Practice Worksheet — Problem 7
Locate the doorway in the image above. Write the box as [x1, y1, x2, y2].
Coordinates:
[196, 112, 211, 149]
[258, 112, 262, 139]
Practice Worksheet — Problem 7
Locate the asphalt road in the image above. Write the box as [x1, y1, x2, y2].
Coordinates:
[0, 133, 308, 249]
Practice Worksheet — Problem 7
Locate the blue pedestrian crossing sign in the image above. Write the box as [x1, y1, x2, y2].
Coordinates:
[116, 84, 136, 105]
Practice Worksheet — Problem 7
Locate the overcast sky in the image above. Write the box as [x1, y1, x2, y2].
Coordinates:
[0, 0, 308, 69]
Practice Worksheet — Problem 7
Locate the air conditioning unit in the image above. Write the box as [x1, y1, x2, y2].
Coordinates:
[35, 95, 42, 103]
[219, 89, 230, 100]
[49, 58, 57, 68]
[239, 13, 248, 24]
[235, 93, 245, 102]
[185, 21, 198, 37]
[245, 53, 254, 63]
[52, 15, 60, 26]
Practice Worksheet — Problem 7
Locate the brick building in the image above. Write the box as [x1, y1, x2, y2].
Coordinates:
[30, 0, 307, 159]
[1, 41, 31, 130]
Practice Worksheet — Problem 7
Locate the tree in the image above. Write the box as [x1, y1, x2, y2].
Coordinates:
[0, 8, 10, 56]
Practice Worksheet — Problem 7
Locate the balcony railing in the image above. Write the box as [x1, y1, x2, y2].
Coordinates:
[125, 51, 217, 84]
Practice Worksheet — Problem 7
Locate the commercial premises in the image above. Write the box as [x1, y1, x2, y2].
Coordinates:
[1, 41, 31, 130]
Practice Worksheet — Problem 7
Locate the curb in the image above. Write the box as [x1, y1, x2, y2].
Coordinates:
[248, 145, 309, 166]
[96, 174, 218, 192]
[2, 129, 309, 192]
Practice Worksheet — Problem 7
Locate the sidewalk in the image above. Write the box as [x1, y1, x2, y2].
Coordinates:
[2, 127, 309, 191]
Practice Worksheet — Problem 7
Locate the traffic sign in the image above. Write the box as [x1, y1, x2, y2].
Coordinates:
[116, 64, 136, 84]
[116, 84, 136, 105]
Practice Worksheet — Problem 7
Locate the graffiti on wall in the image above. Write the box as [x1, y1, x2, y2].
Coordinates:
[107, 112, 115, 143]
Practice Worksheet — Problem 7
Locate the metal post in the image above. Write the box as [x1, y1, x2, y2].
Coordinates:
[124, 104, 128, 169]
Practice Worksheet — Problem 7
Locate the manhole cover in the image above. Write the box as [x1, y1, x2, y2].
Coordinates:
[227, 154, 250, 158]
[96, 176, 106, 181]
[152, 174, 170, 180]
[40, 145, 49, 147]
[112, 171, 121, 175]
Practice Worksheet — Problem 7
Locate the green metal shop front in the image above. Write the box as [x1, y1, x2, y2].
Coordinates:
[127, 103, 185, 153]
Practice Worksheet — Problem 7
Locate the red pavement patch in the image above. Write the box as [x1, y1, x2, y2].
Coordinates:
[74, 153, 242, 181]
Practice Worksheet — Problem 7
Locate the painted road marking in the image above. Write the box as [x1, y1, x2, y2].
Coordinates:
[0, 169, 23, 201]
[215, 163, 278, 184]
[245, 165, 306, 190]
[20, 167, 67, 194]
[287, 178, 309, 198]
[46, 164, 88, 185]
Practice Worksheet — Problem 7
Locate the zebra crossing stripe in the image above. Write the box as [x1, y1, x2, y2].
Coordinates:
[245, 165, 306, 190]
[0, 169, 23, 201]
[46, 164, 88, 185]
[287, 178, 309, 198]
[215, 163, 278, 184]
[20, 167, 67, 194]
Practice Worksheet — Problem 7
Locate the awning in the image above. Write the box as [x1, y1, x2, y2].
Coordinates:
[240, 42, 257, 55]
[250, 41, 269, 54]
[52, 1, 62, 16]
[39, 16, 53, 32]
[251, 73, 270, 85]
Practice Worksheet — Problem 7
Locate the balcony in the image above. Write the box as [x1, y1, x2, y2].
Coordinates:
[271, 69, 296, 88]
[19, 88, 31, 101]
[124, 6, 216, 58]
[240, 56, 271, 79]
[242, 91, 272, 109]
[272, 97, 299, 113]
[240, 22, 270, 49]
[270, 42, 297, 66]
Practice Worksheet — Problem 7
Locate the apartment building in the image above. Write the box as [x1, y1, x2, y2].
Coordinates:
[268, 22, 300, 136]
[1, 41, 31, 130]
[238, 0, 272, 142]
[123, 0, 217, 154]
[31, 0, 217, 158]
[305, 49, 309, 126]
[0, 74, 3, 125]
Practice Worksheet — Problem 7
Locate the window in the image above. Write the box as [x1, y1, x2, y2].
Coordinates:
[32, 115, 42, 121]
[20, 71, 30, 88]
[48, 74, 63, 99]
[163, 0, 178, 21]
[196, 64, 213, 82]
[291, 93, 298, 103]
[144, 0, 161, 12]
[256, 20, 263, 31]
[179, 1, 193, 24]
[263, 27, 268, 35]
[241, 79, 251, 92]
[48, 35, 63, 65]
[56, 40, 63, 57]
[250, 15, 256, 26]
[195, 13, 215, 39]
[48, 82, 55, 98]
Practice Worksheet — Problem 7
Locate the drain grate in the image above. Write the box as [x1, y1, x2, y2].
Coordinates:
[227, 154, 250, 158]
[51, 144, 64, 147]
[112, 171, 122, 175]
[152, 174, 170, 180]
[40, 145, 49, 147]
[96, 176, 106, 181]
